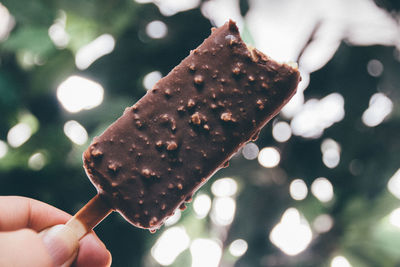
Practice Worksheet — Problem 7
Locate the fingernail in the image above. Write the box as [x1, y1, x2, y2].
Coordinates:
[40, 225, 80, 267]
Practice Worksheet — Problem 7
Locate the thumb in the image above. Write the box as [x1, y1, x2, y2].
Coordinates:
[40, 224, 80, 267]
[0, 229, 54, 267]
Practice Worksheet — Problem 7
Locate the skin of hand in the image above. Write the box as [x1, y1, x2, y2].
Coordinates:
[0, 196, 112, 267]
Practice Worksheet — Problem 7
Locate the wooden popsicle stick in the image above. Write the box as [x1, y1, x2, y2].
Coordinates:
[65, 194, 113, 240]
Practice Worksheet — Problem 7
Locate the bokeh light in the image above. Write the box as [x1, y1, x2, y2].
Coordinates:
[201, 0, 243, 29]
[190, 238, 222, 267]
[7, 123, 32, 148]
[151, 226, 190, 266]
[205, 0, 400, 65]
[258, 147, 280, 168]
[387, 169, 400, 199]
[291, 93, 345, 139]
[311, 177, 334, 203]
[367, 59, 383, 77]
[0, 140, 8, 158]
[146, 20, 168, 39]
[323, 149, 340, 169]
[272, 121, 292, 142]
[0, 3, 15, 41]
[313, 214, 334, 233]
[321, 138, 341, 153]
[57, 76, 104, 113]
[362, 93, 393, 127]
[242, 142, 259, 160]
[389, 208, 400, 228]
[164, 210, 181, 227]
[321, 138, 341, 169]
[63, 120, 88, 145]
[289, 179, 308, 201]
[281, 70, 309, 119]
[211, 197, 236, 226]
[269, 208, 312, 256]
[17, 51, 35, 69]
[229, 239, 248, 257]
[75, 34, 115, 70]
[211, 177, 238, 197]
[136, 0, 200, 16]
[143, 71, 162, 90]
[193, 194, 211, 219]
[28, 152, 46, 171]
[48, 11, 69, 48]
[331, 256, 352, 267]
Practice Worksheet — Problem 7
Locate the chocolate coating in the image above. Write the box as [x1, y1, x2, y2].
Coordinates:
[83, 20, 300, 231]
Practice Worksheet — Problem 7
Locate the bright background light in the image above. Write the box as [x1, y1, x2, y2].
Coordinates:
[311, 177, 334, 203]
[321, 138, 341, 169]
[57, 76, 104, 113]
[258, 147, 280, 168]
[136, 0, 200, 16]
[164, 210, 181, 227]
[75, 34, 115, 70]
[143, 71, 162, 90]
[211, 197, 236, 226]
[389, 208, 400, 228]
[362, 93, 393, 127]
[63, 120, 88, 145]
[273, 121, 292, 142]
[269, 208, 312, 256]
[28, 152, 46, 170]
[289, 179, 308, 201]
[146, 20, 168, 39]
[0, 3, 15, 41]
[190, 238, 222, 267]
[242, 142, 259, 160]
[331, 256, 352, 267]
[291, 93, 345, 139]
[229, 239, 248, 257]
[48, 10, 69, 48]
[313, 214, 334, 233]
[193, 194, 212, 219]
[151, 226, 190, 266]
[0, 140, 8, 158]
[211, 177, 238, 197]
[281, 70, 309, 119]
[323, 149, 340, 169]
[387, 169, 400, 199]
[7, 123, 32, 148]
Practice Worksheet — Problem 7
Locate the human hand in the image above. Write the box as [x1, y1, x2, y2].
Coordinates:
[0, 196, 112, 267]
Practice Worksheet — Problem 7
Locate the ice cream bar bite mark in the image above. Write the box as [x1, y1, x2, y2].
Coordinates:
[65, 20, 300, 237]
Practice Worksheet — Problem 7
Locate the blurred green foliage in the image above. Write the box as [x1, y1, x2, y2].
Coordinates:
[0, 1, 400, 267]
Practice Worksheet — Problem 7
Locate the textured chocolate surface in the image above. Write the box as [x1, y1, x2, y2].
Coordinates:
[83, 20, 300, 231]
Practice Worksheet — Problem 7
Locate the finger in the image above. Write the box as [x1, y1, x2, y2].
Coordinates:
[0, 229, 53, 267]
[40, 225, 80, 266]
[0, 196, 111, 266]
[0, 196, 71, 231]
[0, 227, 111, 267]
[40, 226, 112, 267]
[72, 232, 112, 267]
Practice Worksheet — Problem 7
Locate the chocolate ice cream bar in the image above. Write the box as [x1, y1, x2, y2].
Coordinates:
[71, 20, 300, 234]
